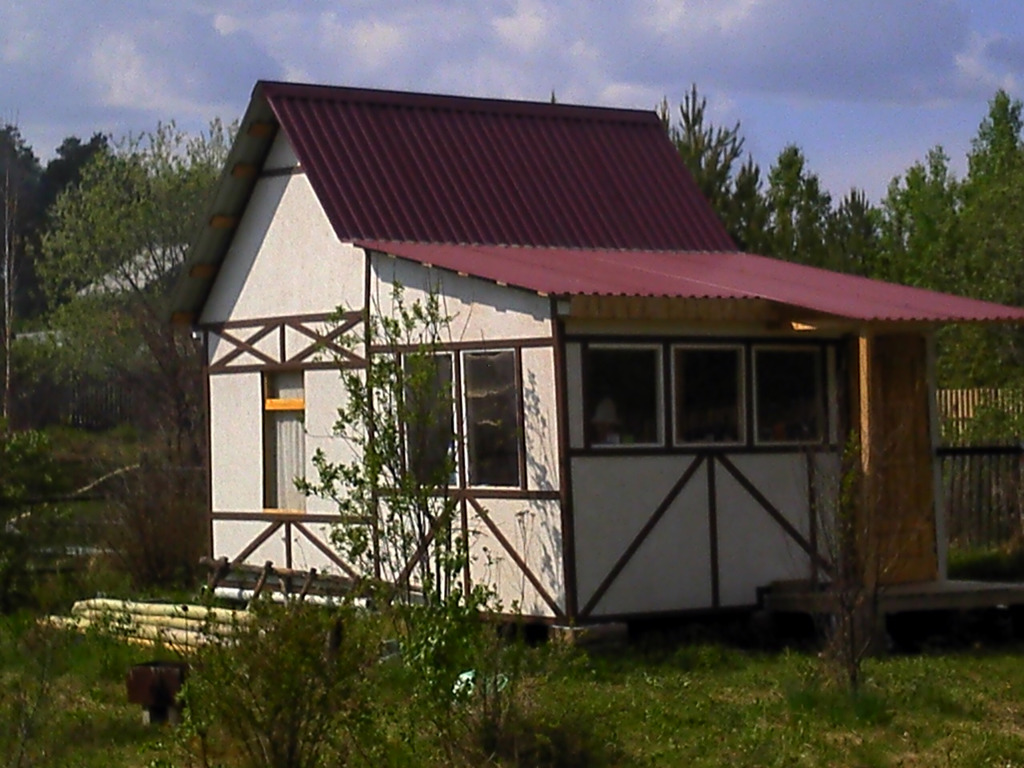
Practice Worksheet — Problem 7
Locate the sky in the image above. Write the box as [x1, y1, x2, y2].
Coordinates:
[2, 0, 1024, 202]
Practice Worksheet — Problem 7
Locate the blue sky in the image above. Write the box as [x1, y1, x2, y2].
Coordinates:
[2, 1, 1023, 201]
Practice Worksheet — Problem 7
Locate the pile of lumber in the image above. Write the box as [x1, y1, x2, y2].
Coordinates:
[49, 599, 248, 650]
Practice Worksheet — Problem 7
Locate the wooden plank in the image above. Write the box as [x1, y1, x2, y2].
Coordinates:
[231, 162, 258, 179]
[861, 333, 938, 585]
[247, 121, 275, 139]
[189, 263, 218, 279]
[264, 397, 305, 411]
[568, 295, 782, 323]
[209, 214, 239, 229]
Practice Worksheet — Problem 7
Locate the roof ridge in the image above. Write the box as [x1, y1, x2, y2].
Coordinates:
[358, 238, 740, 255]
[257, 80, 661, 124]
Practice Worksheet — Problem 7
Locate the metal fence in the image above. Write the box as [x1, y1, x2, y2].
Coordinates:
[934, 388, 1024, 550]
[940, 445, 1024, 550]
[10, 374, 140, 430]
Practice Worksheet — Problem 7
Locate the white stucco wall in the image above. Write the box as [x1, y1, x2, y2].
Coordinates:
[521, 347, 560, 493]
[715, 454, 817, 607]
[468, 498, 564, 618]
[288, 520, 349, 574]
[573, 456, 712, 615]
[572, 451, 833, 616]
[370, 254, 551, 342]
[213, 520, 285, 564]
[200, 171, 364, 324]
[565, 343, 585, 450]
[303, 368, 358, 515]
[209, 372, 263, 512]
[264, 131, 298, 169]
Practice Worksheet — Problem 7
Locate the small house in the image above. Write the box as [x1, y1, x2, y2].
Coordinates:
[171, 82, 1024, 623]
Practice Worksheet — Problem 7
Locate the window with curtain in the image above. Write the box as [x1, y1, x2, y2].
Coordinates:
[585, 345, 663, 447]
[263, 371, 305, 511]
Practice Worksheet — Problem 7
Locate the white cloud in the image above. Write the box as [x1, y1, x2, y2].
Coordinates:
[0, 0, 1023, 199]
[90, 33, 157, 110]
[955, 33, 1020, 98]
[212, 13, 242, 36]
[493, 0, 551, 55]
[345, 17, 409, 73]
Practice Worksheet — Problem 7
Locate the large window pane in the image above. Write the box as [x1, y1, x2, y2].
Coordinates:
[404, 354, 454, 485]
[674, 346, 743, 444]
[464, 350, 520, 487]
[586, 346, 662, 447]
[754, 348, 824, 443]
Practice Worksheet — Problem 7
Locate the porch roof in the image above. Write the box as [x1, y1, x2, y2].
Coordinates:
[358, 240, 1024, 324]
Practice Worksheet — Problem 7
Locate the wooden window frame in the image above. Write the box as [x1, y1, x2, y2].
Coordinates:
[262, 371, 306, 513]
[584, 342, 665, 450]
[402, 351, 457, 486]
[751, 344, 827, 447]
[671, 343, 746, 448]
[460, 348, 524, 489]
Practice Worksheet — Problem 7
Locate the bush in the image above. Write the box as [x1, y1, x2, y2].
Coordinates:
[0, 427, 61, 612]
[101, 455, 207, 588]
[181, 600, 377, 768]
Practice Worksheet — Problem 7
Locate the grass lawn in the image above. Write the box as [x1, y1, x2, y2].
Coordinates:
[5, 610, 1024, 768]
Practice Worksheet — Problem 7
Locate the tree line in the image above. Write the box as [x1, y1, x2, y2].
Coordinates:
[665, 85, 1024, 388]
[1, 86, 1024, 439]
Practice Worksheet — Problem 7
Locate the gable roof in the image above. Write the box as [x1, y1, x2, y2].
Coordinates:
[171, 81, 1024, 328]
[261, 81, 733, 251]
[358, 240, 1024, 324]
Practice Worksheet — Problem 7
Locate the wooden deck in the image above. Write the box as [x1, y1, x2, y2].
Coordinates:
[763, 579, 1024, 616]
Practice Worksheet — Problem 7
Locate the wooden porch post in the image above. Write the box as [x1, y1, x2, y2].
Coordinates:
[856, 331, 939, 586]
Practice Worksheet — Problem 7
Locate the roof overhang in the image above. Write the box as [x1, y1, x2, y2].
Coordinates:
[358, 240, 1024, 327]
[169, 84, 280, 325]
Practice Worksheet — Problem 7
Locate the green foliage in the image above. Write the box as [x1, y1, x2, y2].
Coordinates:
[0, 427, 61, 612]
[40, 121, 229, 376]
[661, 85, 770, 252]
[37, 120, 229, 467]
[877, 147, 961, 288]
[948, 545, 1024, 582]
[10, 608, 1024, 766]
[663, 84, 1024, 389]
[766, 144, 836, 269]
[182, 601, 375, 768]
[301, 285, 566, 763]
[830, 188, 882, 276]
[0, 617, 74, 768]
[304, 284, 467, 604]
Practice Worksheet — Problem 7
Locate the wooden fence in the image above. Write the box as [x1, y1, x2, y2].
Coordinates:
[937, 388, 1024, 446]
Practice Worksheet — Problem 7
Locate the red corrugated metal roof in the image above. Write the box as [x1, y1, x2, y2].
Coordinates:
[357, 240, 1024, 323]
[259, 81, 734, 251]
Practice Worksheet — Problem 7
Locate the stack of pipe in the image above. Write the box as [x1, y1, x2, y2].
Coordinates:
[48, 599, 249, 650]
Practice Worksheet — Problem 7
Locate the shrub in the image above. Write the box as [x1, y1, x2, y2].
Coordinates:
[181, 600, 377, 768]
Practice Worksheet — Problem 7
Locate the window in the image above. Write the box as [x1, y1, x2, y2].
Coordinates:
[464, 350, 520, 486]
[263, 371, 305, 511]
[586, 345, 663, 447]
[673, 345, 744, 445]
[404, 353, 454, 485]
[754, 347, 825, 444]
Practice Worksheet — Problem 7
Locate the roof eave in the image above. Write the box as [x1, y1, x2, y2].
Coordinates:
[168, 85, 280, 325]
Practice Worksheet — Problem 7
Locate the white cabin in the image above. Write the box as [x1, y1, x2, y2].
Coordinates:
[172, 82, 1024, 622]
